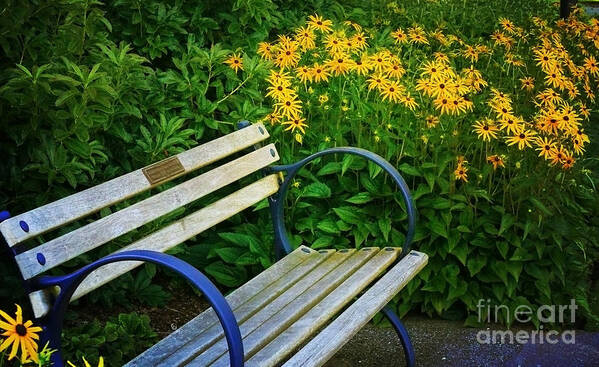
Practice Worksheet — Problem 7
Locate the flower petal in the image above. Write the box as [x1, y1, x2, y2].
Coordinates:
[0, 309, 16, 325]
[8, 333, 19, 360]
[14, 304, 22, 325]
[0, 333, 16, 353]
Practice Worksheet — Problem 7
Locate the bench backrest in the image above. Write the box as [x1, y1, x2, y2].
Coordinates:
[0, 123, 280, 318]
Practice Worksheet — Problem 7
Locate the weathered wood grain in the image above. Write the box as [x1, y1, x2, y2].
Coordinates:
[126, 247, 333, 367]
[0, 123, 269, 247]
[282, 250, 428, 367]
[15, 145, 279, 280]
[189, 249, 361, 366]
[210, 247, 388, 367]
[26, 175, 281, 318]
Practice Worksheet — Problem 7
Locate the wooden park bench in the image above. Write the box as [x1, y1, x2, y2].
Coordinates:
[0, 121, 427, 367]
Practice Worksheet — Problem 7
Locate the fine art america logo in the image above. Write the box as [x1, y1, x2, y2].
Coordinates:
[476, 299, 577, 345]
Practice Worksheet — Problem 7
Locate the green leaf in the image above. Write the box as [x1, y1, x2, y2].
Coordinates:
[467, 255, 487, 277]
[317, 162, 341, 176]
[498, 213, 515, 235]
[398, 163, 421, 177]
[333, 206, 363, 225]
[312, 236, 334, 249]
[303, 182, 331, 198]
[378, 218, 392, 242]
[346, 192, 373, 204]
[317, 218, 340, 234]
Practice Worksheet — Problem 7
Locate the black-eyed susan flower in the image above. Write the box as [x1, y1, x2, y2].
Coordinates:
[367, 74, 389, 91]
[520, 77, 535, 91]
[499, 115, 524, 135]
[310, 63, 330, 82]
[454, 164, 468, 182]
[506, 129, 537, 150]
[0, 304, 42, 363]
[294, 26, 316, 50]
[324, 34, 347, 55]
[583, 55, 598, 77]
[472, 119, 499, 141]
[351, 32, 368, 50]
[370, 50, 392, 72]
[380, 81, 405, 103]
[307, 14, 333, 33]
[295, 66, 312, 84]
[562, 151, 575, 169]
[352, 56, 372, 76]
[282, 114, 308, 134]
[535, 137, 557, 159]
[425, 115, 440, 128]
[487, 155, 505, 170]
[265, 83, 296, 101]
[275, 96, 302, 119]
[224, 53, 243, 72]
[391, 28, 408, 44]
[326, 54, 354, 76]
[434, 96, 452, 115]
[386, 58, 405, 79]
[401, 93, 418, 110]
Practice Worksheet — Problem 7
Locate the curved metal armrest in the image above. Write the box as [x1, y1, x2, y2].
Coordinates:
[268, 147, 416, 259]
[31, 250, 243, 367]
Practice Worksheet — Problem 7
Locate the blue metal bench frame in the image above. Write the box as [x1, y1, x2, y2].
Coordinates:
[0, 123, 417, 367]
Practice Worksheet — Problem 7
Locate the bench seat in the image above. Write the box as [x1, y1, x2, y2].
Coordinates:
[127, 246, 427, 367]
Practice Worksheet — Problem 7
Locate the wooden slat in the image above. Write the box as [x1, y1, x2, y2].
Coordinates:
[282, 251, 428, 367]
[0, 123, 269, 247]
[15, 145, 279, 280]
[126, 247, 333, 367]
[209, 247, 388, 367]
[190, 249, 361, 366]
[28, 175, 281, 319]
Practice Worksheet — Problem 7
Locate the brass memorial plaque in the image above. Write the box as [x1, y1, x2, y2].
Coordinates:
[142, 156, 185, 185]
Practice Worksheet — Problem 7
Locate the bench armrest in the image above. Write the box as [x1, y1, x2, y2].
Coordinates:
[268, 147, 416, 259]
[30, 250, 244, 367]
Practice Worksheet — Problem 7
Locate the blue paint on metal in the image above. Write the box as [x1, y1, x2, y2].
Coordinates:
[37, 253, 46, 265]
[31, 250, 244, 367]
[0, 210, 10, 222]
[267, 147, 416, 259]
[382, 306, 415, 367]
[19, 220, 29, 232]
[236, 120, 251, 129]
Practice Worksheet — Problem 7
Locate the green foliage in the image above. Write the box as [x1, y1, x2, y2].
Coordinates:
[62, 312, 157, 365]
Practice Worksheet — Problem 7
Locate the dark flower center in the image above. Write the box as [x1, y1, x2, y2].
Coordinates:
[459, 170, 464, 175]
[483, 126, 489, 130]
[317, 21, 322, 25]
[377, 58, 382, 62]
[286, 102, 291, 106]
[442, 99, 448, 104]
[494, 157, 500, 162]
[545, 145, 550, 150]
[234, 60, 239, 64]
[543, 56, 549, 61]
[277, 86, 283, 91]
[286, 51, 291, 55]
[564, 116, 569, 121]
[431, 68, 436, 72]
[519, 133, 525, 139]
[16, 324, 27, 336]
[389, 87, 395, 92]
[338, 59, 343, 63]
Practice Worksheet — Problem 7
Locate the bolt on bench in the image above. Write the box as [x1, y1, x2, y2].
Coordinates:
[0, 121, 427, 367]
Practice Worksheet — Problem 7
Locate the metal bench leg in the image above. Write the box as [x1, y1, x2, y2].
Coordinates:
[382, 305, 415, 367]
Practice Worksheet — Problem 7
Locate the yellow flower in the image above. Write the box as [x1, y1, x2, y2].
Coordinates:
[310, 63, 330, 82]
[224, 53, 243, 72]
[0, 304, 42, 363]
[370, 51, 391, 73]
[307, 14, 333, 33]
[275, 96, 302, 119]
[520, 77, 535, 91]
[319, 94, 329, 104]
[535, 137, 557, 160]
[391, 28, 408, 44]
[257, 42, 274, 60]
[583, 55, 598, 77]
[351, 32, 368, 50]
[295, 133, 303, 144]
[326, 54, 354, 76]
[400, 93, 418, 110]
[282, 114, 308, 134]
[295, 66, 312, 84]
[425, 115, 439, 128]
[472, 119, 499, 141]
[486, 155, 505, 170]
[352, 56, 372, 76]
[379, 81, 404, 103]
[506, 129, 537, 150]
[386, 59, 406, 79]
[294, 26, 316, 50]
[454, 164, 468, 182]
[265, 83, 296, 101]
[324, 34, 347, 54]
[67, 357, 104, 367]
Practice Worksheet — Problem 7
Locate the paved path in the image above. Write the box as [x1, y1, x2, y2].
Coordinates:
[325, 316, 599, 367]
